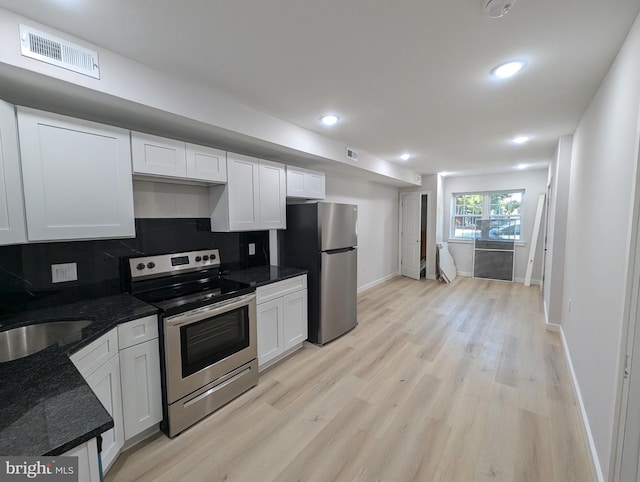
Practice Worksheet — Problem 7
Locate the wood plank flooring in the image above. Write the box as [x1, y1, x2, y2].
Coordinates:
[106, 276, 592, 482]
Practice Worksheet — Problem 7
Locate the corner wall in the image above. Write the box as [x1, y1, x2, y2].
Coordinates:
[543, 136, 572, 326]
[560, 12, 640, 479]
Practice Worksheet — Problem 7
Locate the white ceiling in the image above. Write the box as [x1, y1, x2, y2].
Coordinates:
[0, 0, 638, 176]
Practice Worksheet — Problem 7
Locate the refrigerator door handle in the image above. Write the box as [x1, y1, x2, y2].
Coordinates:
[324, 247, 356, 254]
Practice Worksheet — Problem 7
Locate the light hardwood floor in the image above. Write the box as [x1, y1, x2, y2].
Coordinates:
[106, 276, 592, 482]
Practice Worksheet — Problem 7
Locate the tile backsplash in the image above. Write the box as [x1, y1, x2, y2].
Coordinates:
[0, 218, 269, 316]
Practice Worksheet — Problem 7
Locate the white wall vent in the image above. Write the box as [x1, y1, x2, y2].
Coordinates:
[19, 24, 100, 79]
[346, 147, 358, 161]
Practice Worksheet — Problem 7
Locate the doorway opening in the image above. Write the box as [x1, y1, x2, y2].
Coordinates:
[400, 191, 430, 281]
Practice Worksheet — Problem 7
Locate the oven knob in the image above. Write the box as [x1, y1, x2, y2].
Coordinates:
[210, 253, 217, 260]
[147, 262, 156, 269]
[136, 263, 145, 271]
[195, 256, 202, 262]
[203, 255, 209, 261]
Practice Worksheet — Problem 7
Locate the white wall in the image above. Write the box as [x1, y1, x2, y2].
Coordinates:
[543, 136, 572, 326]
[133, 181, 210, 218]
[324, 174, 400, 291]
[560, 13, 640, 480]
[442, 168, 548, 282]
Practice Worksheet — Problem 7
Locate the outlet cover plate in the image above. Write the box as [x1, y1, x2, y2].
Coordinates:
[52, 263, 78, 283]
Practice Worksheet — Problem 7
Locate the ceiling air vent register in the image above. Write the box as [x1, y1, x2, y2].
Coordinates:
[346, 147, 358, 162]
[19, 24, 100, 79]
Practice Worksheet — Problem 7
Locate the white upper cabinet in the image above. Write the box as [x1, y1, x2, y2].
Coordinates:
[286, 166, 325, 199]
[0, 99, 26, 246]
[132, 132, 227, 183]
[259, 159, 287, 229]
[210, 153, 285, 231]
[131, 132, 187, 178]
[17, 108, 135, 242]
[186, 143, 227, 182]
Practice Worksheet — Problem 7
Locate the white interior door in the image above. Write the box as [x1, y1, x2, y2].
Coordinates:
[401, 192, 421, 280]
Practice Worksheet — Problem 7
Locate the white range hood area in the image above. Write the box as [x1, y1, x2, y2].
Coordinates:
[0, 8, 422, 188]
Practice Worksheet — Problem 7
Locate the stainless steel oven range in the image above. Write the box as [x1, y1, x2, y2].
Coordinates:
[126, 249, 257, 437]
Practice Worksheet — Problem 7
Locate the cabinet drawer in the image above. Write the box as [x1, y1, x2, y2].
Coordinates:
[256, 275, 307, 304]
[118, 315, 158, 350]
[70, 328, 118, 379]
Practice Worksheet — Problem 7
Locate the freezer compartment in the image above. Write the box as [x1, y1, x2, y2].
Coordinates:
[319, 203, 358, 251]
[317, 247, 358, 344]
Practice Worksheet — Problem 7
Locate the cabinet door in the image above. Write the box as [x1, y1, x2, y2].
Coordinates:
[259, 160, 286, 230]
[186, 143, 227, 183]
[63, 438, 100, 482]
[120, 339, 162, 440]
[0, 100, 26, 245]
[286, 167, 325, 200]
[286, 168, 306, 198]
[227, 155, 260, 231]
[131, 132, 186, 178]
[283, 290, 308, 350]
[85, 354, 124, 472]
[257, 298, 284, 368]
[17, 108, 135, 241]
[306, 171, 325, 199]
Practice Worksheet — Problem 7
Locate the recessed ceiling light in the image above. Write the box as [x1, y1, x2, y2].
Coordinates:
[491, 60, 527, 79]
[512, 136, 530, 144]
[320, 114, 339, 126]
[400, 153, 411, 161]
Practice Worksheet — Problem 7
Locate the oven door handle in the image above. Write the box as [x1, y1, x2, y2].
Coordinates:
[165, 293, 256, 327]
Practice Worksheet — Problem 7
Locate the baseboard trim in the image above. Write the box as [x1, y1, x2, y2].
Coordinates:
[559, 326, 605, 482]
[457, 271, 472, 277]
[544, 299, 550, 325]
[357, 272, 399, 293]
[515, 277, 542, 286]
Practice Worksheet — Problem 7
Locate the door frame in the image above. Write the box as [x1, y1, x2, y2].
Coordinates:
[612, 112, 640, 481]
[398, 190, 432, 280]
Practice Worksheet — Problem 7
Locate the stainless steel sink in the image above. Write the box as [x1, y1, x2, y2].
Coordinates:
[0, 320, 93, 362]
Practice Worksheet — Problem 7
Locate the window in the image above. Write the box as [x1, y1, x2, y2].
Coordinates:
[451, 190, 523, 240]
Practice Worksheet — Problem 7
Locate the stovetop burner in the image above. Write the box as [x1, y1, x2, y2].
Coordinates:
[125, 249, 254, 316]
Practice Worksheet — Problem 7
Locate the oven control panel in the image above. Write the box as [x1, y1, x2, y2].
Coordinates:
[129, 249, 220, 279]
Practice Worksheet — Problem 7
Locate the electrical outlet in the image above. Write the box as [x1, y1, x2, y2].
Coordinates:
[51, 263, 78, 283]
[248, 243, 256, 256]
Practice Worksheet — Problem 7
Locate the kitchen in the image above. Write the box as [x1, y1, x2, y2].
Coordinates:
[0, 2, 640, 481]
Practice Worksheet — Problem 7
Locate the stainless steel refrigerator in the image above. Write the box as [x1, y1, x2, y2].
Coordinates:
[279, 202, 358, 345]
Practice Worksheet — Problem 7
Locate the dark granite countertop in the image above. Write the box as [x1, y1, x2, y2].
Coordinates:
[0, 295, 159, 456]
[225, 265, 307, 287]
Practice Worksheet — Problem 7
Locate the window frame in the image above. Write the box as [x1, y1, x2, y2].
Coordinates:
[450, 189, 524, 241]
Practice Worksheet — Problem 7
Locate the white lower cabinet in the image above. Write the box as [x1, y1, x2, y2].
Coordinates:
[63, 438, 100, 482]
[257, 298, 284, 365]
[283, 290, 308, 350]
[83, 351, 124, 472]
[70, 315, 162, 474]
[256, 275, 308, 370]
[119, 338, 162, 439]
[118, 315, 162, 441]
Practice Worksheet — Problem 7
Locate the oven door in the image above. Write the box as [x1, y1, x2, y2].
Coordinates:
[164, 293, 257, 404]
